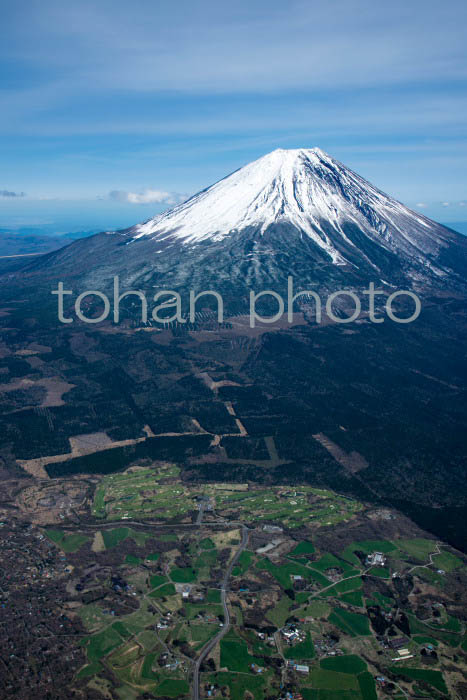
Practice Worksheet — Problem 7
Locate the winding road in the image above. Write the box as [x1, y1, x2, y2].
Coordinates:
[192, 524, 250, 700]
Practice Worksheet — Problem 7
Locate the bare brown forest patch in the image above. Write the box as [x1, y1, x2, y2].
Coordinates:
[312, 432, 369, 473]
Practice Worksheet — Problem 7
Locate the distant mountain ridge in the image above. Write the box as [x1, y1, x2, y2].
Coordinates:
[0, 228, 96, 257]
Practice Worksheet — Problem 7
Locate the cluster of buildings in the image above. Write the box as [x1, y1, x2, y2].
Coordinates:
[365, 551, 386, 567]
[279, 692, 304, 700]
[313, 636, 342, 657]
[256, 630, 276, 647]
[203, 683, 227, 697]
[286, 660, 309, 674]
[322, 567, 342, 583]
[377, 635, 416, 661]
[157, 653, 186, 673]
[378, 635, 409, 651]
[197, 611, 220, 624]
[0, 519, 86, 697]
[280, 624, 306, 646]
[156, 612, 173, 630]
[391, 647, 413, 662]
[178, 583, 205, 602]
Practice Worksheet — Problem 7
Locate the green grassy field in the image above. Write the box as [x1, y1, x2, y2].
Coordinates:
[137, 630, 161, 651]
[155, 679, 189, 697]
[208, 672, 266, 700]
[125, 554, 141, 565]
[232, 549, 254, 576]
[112, 621, 132, 639]
[388, 667, 448, 694]
[328, 608, 371, 637]
[297, 600, 331, 619]
[413, 635, 438, 646]
[408, 613, 461, 647]
[432, 550, 463, 571]
[149, 583, 176, 598]
[396, 538, 436, 561]
[310, 553, 358, 577]
[102, 527, 150, 549]
[340, 540, 396, 566]
[290, 540, 315, 556]
[45, 528, 88, 552]
[109, 642, 142, 667]
[83, 626, 124, 661]
[257, 556, 328, 589]
[367, 566, 390, 579]
[183, 602, 223, 620]
[370, 591, 393, 609]
[146, 552, 160, 561]
[190, 624, 218, 644]
[321, 577, 363, 597]
[339, 591, 363, 607]
[149, 573, 168, 589]
[320, 655, 367, 674]
[171, 567, 197, 583]
[245, 630, 274, 657]
[357, 671, 377, 700]
[77, 661, 102, 679]
[307, 658, 375, 700]
[205, 589, 222, 603]
[266, 595, 294, 627]
[220, 632, 262, 672]
[311, 668, 360, 690]
[195, 549, 218, 568]
[284, 631, 315, 660]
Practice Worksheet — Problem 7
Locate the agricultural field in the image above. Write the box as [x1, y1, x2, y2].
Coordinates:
[45, 527, 89, 552]
[9, 465, 467, 699]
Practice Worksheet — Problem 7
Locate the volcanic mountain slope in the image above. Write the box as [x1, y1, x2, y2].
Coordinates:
[14, 148, 467, 300]
[1, 150, 467, 549]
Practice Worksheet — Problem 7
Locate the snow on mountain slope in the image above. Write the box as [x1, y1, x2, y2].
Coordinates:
[129, 148, 455, 276]
[13, 148, 466, 298]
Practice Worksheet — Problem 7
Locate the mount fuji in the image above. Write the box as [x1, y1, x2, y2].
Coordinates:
[11, 148, 467, 303]
[2, 149, 467, 550]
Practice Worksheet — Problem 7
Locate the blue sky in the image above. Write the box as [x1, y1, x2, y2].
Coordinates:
[1, 0, 466, 232]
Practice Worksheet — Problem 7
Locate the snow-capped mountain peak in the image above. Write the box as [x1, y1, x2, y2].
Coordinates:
[129, 147, 454, 274]
[22, 149, 465, 298]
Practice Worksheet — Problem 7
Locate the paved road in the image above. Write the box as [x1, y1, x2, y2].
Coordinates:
[196, 497, 211, 526]
[192, 524, 249, 700]
[61, 518, 245, 533]
[407, 542, 444, 574]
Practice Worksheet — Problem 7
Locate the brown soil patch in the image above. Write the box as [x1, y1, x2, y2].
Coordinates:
[92, 531, 105, 553]
[0, 376, 75, 408]
[313, 432, 369, 473]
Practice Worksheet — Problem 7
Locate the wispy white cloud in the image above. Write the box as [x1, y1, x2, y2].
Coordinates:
[108, 189, 183, 205]
[439, 201, 467, 207]
[0, 189, 26, 198]
[3, 0, 466, 94]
